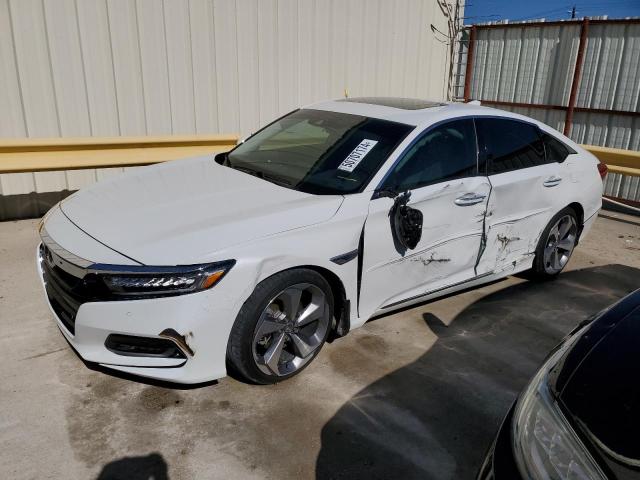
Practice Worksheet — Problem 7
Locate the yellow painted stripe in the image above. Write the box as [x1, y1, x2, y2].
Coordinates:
[0, 135, 238, 174]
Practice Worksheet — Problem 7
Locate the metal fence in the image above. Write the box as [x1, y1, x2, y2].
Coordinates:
[459, 18, 640, 203]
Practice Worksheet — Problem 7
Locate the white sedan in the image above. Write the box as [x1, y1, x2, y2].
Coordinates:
[37, 98, 605, 384]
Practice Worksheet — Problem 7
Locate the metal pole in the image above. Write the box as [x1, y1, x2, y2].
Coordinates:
[564, 18, 589, 137]
[463, 25, 476, 102]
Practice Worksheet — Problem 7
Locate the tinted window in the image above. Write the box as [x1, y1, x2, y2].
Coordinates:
[225, 109, 413, 195]
[542, 132, 573, 163]
[382, 119, 478, 191]
[478, 118, 546, 175]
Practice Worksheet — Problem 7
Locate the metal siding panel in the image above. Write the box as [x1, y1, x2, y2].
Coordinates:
[9, 0, 59, 137]
[498, 28, 521, 102]
[43, 0, 91, 137]
[236, 0, 260, 134]
[401, 0, 421, 97]
[43, 0, 97, 192]
[163, 0, 196, 134]
[0, 0, 26, 138]
[213, 0, 239, 133]
[106, 0, 146, 135]
[330, 0, 348, 98]
[389, 0, 406, 96]
[613, 24, 640, 112]
[482, 28, 504, 101]
[76, 0, 120, 136]
[296, 0, 314, 105]
[0, 0, 32, 196]
[10, 0, 67, 193]
[360, 0, 379, 95]
[189, 0, 220, 134]
[136, 0, 172, 135]
[257, 0, 278, 125]
[313, 0, 332, 100]
[276, 0, 299, 113]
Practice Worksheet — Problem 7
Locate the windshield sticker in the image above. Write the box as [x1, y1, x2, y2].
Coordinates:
[337, 139, 379, 172]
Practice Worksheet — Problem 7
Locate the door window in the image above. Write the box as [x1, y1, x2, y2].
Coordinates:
[541, 132, 574, 163]
[477, 118, 546, 174]
[381, 119, 478, 191]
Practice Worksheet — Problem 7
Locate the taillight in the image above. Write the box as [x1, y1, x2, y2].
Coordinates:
[597, 163, 608, 180]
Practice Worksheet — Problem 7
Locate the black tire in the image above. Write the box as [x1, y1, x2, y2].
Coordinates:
[531, 207, 579, 279]
[226, 268, 334, 385]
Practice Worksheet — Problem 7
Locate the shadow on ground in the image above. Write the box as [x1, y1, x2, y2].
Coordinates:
[97, 452, 168, 480]
[316, 264, 640, 480]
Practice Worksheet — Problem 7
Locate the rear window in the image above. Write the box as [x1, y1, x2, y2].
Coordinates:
[477, 118, 546, 175]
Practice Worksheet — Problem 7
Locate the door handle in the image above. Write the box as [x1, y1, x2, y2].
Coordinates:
[543, 176, 562, 187]
[454, 192, 486, 206]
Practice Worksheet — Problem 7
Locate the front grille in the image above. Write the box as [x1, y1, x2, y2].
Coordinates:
[40, 243, 107, 335]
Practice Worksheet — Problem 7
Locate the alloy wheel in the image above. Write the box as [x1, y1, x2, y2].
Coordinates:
[251, 283, 330, 376]
[543, 214, 577, 275]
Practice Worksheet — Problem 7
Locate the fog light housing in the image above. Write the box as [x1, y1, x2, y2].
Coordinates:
[105, 334, 187, 359]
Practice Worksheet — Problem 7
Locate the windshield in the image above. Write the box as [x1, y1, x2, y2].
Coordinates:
[222, 109, 413, 194]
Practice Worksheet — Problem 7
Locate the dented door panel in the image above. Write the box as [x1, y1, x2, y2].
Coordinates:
[477, 162, 566, 275]
[360, 177, 490, 317]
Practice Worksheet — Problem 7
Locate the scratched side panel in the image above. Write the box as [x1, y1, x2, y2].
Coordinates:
[360, 177, 490, 318]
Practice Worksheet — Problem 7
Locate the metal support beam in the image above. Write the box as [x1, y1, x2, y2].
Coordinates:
[463, 26, 476, 102]
[564, 18, 589, 137]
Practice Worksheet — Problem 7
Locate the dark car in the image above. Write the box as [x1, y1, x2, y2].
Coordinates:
[478, 288, 640, 480]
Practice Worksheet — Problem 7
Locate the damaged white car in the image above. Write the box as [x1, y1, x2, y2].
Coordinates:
[37, 97, 604, 384]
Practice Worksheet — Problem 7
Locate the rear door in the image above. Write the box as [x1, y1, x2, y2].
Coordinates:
[475, 118, 567, 275]
[359, 119, 490, 316]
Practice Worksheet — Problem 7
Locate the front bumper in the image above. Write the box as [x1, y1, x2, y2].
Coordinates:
[36, 243, 242, 384]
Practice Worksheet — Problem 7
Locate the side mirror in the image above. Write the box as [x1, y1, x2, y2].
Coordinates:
[389, 192, 423, 251]
[214, 151, 229, 165]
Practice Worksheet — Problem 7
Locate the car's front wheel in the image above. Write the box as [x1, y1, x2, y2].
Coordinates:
[532, 207, 579, 278]
[226, 269, 334, 384]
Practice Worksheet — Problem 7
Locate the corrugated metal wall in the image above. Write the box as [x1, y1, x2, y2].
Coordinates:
[0, 0, 451, 200]
[467, 19, 640, 201]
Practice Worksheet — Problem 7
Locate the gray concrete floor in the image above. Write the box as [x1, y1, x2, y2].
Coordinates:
[1, 214, 639, 480]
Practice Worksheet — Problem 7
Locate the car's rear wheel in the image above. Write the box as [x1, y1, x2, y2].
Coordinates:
[532, 207, 579, 278]
[226, 269, 333, 384]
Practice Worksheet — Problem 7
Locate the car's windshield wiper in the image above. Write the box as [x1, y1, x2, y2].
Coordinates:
[262, 173, 292, 188]
[231, 165, 292, 188]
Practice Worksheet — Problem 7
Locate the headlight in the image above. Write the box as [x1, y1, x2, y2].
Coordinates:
[94, 260, 235, 298]
[512, 324, 606, 480]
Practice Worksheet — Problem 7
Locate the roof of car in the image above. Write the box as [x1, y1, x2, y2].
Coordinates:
[305, 97, 521, 127]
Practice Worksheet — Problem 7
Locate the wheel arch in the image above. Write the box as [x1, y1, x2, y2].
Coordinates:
[293, 265, 350, 341]
[566, 201, 585, 240]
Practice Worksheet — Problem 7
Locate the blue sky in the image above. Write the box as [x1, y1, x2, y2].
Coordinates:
[463, 0, 640, 24]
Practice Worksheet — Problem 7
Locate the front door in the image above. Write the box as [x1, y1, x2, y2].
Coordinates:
[359, 119, 490, 318]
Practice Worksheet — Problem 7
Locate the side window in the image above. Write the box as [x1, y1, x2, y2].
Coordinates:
[478, 118, 546, 175]
[541, 131, 574, 163]
[383, 119, 478, 191]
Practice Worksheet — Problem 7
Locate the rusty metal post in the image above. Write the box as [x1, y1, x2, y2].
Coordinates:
[564, 18, 589, 137]
[463, 25, 476, 102]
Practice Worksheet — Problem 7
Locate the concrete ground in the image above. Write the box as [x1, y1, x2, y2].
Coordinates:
[1, 213, 639, 480]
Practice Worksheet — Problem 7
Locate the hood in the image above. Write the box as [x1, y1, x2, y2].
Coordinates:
[552, 289, 640, 479]
[60, 155, 343, 265]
